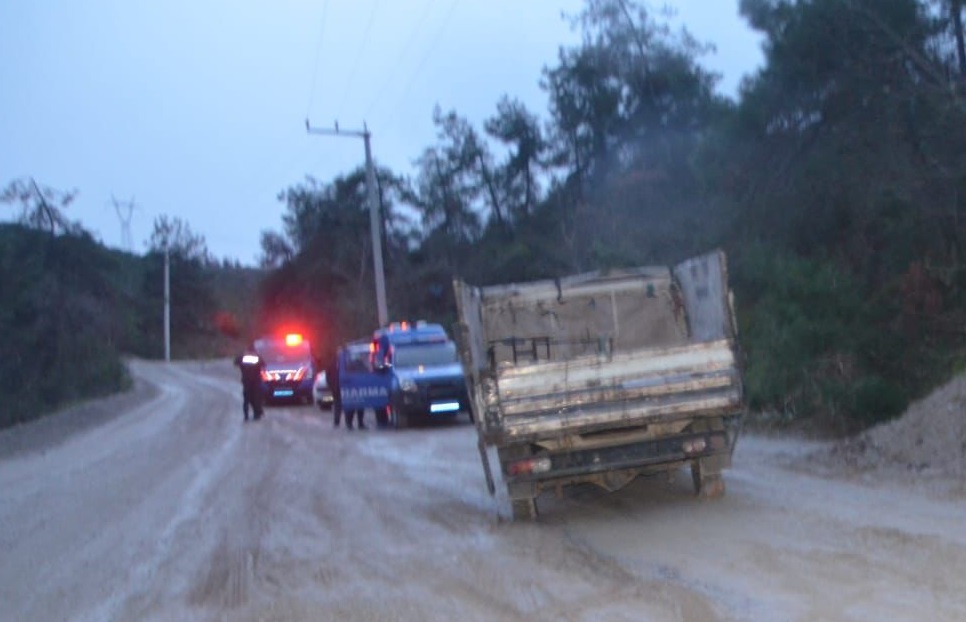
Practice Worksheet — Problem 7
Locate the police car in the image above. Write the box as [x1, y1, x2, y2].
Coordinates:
[253, 333, 315, 403]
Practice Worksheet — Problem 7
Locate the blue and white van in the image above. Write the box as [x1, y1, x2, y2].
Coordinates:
[337, 322, 470, 428]
[253, 333, 315, 403]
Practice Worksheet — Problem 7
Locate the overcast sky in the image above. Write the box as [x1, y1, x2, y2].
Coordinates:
[0, 1, 763, 265]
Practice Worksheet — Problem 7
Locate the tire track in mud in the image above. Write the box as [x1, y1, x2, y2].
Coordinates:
[321, 424, 730, 621]
[12, 361, 966, 622]
[2, 361, 229, 622]
[177, 414, 296, 615]
[189, 536, 258, 611]
[80, 361, 246, 622]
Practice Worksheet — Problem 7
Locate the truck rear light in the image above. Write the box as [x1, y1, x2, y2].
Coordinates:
[508, 457, 552, 476]
[682, 438, 707, 454]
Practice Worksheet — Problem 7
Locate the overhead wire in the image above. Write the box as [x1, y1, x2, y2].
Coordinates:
[384, 0, 460, 129]
[362, 0, 436, 121]
[306, 0, 331, 119]
[338, 0, 382, 120]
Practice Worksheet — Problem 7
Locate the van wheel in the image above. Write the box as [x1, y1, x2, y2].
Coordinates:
[392, 407, 408, 429]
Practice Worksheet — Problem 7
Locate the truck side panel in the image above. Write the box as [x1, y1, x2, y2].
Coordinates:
[479, 269, 688, 364]
[673, 250, 735, 343]
[488, 339, 740, 440]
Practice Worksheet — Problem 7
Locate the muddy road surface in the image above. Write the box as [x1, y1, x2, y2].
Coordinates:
[1, 360, 964, 621]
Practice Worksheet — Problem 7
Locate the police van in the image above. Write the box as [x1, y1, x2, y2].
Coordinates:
[337, 322, 471, 428]
[253, 333, 315, 403]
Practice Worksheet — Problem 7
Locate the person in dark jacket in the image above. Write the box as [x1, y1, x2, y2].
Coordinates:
[234, 346, 265, 422]
[328, 356, 343, 428]
[346, 407, 366, 430]
[330, 349, 366, 430]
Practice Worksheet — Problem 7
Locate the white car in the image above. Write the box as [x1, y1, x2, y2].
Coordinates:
[313, 370, 334, 410]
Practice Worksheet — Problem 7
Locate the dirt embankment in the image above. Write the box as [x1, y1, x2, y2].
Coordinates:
[803, 374, 966, 494]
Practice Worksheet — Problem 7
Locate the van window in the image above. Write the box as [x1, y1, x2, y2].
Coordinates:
[343, 346, 371, 373]
[255, 337, 311, 364]
[393, 342, 458, 368]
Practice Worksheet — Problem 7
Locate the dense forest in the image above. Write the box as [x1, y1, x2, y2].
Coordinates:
[5, 0, 966, 433]
[0, 181, 259, 428]
[261, 0, 966, 432]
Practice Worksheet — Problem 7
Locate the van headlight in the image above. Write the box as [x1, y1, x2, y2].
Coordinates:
[400, 378, 418, 393]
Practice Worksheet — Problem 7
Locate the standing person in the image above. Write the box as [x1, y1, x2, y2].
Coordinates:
[328, 353, 343, 428]
[234, 345, 265, 422]
[346, 407, 367, 430]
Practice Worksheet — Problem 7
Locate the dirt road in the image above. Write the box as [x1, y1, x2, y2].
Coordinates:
[1, 360, 964, 622]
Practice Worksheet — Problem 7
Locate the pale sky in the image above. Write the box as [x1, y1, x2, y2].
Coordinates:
[0, 1, 762, 265]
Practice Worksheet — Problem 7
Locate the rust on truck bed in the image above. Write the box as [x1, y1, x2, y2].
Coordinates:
[486, 339, 742, 443]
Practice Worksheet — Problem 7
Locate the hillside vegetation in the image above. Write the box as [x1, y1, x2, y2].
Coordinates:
[258, 0, 966, 433]
[8, 0, 966, 435]
[0, 220, 259, 429]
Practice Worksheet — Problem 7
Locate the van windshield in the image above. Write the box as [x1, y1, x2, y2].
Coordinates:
[393, 342, 458, 368]
[255, 339, 311, 364]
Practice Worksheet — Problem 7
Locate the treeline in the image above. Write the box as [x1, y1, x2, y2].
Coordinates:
[261, 0, 966, 432]
[0, 187, 260, 428]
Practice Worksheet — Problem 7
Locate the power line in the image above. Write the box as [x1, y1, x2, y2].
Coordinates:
[385, 0, 459, 128]
[306, 0, 331, 119]
[363, 0, 436, 120]
[338, 0, 382, 118]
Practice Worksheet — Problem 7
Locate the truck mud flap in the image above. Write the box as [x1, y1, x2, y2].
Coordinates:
[478, 437, 496, 496]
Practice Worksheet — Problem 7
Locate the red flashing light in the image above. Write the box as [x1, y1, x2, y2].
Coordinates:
[285, 333, 303, 347]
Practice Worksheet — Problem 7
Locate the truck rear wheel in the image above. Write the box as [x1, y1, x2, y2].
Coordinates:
[510, 497, 538, 521]
[375, 407, 389, 427]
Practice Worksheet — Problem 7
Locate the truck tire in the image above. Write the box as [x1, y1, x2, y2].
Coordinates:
[511, 497, 538, 521]
[691, 459, 726, 498]
[375, 407, 389, 427]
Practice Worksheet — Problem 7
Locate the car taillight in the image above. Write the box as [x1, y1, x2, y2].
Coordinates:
[507, 457, 552, 476]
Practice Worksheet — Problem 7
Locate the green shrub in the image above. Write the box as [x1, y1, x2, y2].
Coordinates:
[734, 244, 907, 426]
[846, 375, 907, 425]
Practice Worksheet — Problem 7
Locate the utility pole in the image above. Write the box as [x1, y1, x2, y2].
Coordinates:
[305, 119, 388, 327]
[164, 242, 171, 362]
